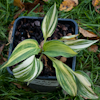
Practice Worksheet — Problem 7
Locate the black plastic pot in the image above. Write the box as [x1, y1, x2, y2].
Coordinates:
[7, 16, 78, 92]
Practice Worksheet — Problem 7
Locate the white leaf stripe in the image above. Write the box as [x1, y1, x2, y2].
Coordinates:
[48, 3, 56, 30]
[48, 15, 58, 37]
[77, 77, 98, 99]
[1, 39, 40, 69]
[49, 57, 77, 96]
[64, 39, 98, 51]
[13, 55, 35, 79]
[42, 3, 58, 39]
[56, 67, 76, 96]
[9, 48, 34, 64]
[13, 55, 43, 82]
[13, 39, 39, 52]
[13, 55, 35, 72]
[74, 71, 91, 87]
[42, 16, 47, 38]
[60, 34, 79, 40]
[3, 48, 37, 69]
[36, 59, 43, 76]
[25, 58, 38, 81]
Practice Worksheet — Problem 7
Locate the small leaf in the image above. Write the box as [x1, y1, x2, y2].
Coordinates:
[49, 57, 77, 96]
[79, 27, 98, 38]
[60, 34, 78, 40]
[1, 39, 40, 69]
[43, 40, 77, 57]
[42, 3, 58, 40]
[13, 55, 43, 83]
[64, 39, 98, 52]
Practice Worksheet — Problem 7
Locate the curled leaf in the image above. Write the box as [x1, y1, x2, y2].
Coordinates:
[13, 55, 43, 83]
[79, 27, 97, 38]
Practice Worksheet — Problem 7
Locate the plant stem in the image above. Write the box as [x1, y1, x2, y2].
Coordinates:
[39, 54, 43, 60]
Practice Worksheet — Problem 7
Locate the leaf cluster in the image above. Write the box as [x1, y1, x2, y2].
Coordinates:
[0, 3, 98, 99]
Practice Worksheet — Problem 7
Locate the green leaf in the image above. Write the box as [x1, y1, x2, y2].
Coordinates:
[49, 57, 77, 96]
[42, 3, 58, 40]
[13, 55, 43, 83]
[74, 71, 98, 99]
[64, 39, 98, 52]
[1, 39, 40, 69]
[43, 40, 77, 57]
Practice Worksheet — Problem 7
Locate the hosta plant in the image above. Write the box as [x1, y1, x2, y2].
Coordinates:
[0, 3, 98, 99]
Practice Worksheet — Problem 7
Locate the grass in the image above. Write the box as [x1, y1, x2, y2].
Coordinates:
[0, 0, 100, 99]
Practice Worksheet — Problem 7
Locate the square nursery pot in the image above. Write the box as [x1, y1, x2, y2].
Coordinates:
[7, 16, 78, 92]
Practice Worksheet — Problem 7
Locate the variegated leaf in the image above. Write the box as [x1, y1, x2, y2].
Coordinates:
[74, 71, 93, 87]
[43, 40, 77, 57]
[1, 39, 40, 69]
[64, 39, 98, 52]
[42, 3, 58, 40]
[49, 57, 77, 96]
[76, 78, 98, 99]
[13, 55, 43, 83]
[60, 34, 78, 40]
[74, 71, 98, 99]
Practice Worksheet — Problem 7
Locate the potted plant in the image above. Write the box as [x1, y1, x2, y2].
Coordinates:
[0, 3, 98, 99]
